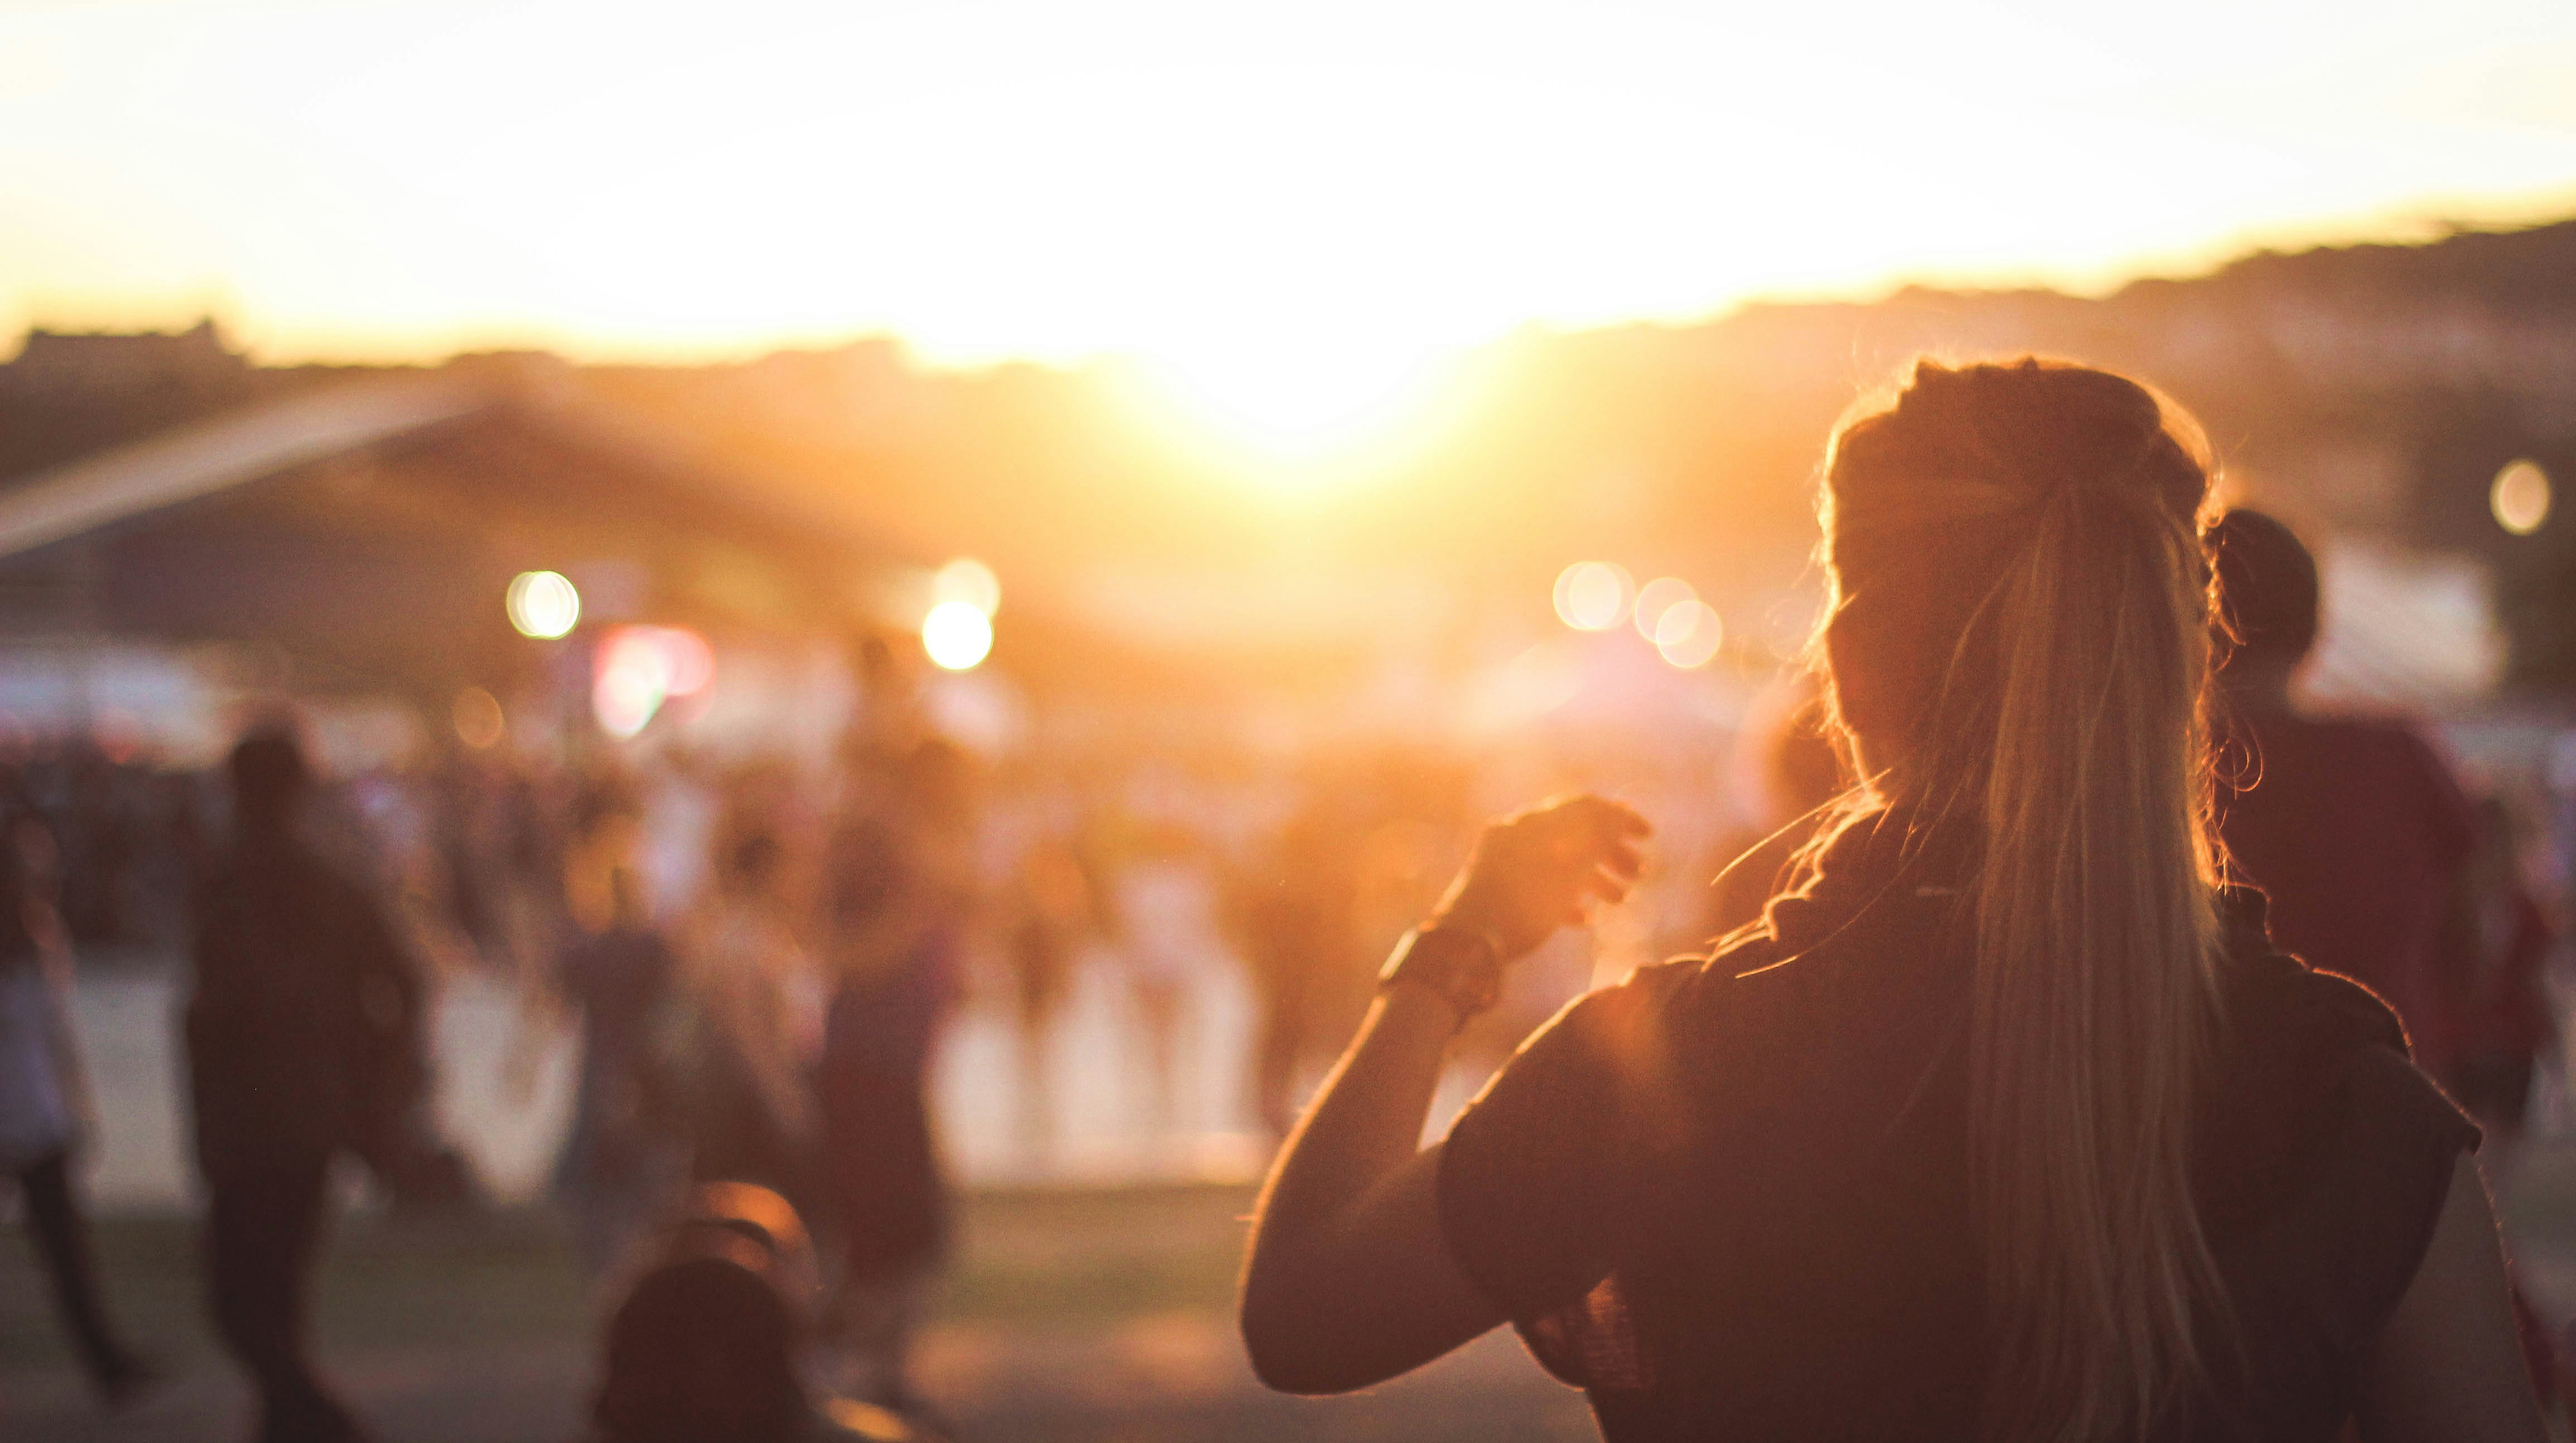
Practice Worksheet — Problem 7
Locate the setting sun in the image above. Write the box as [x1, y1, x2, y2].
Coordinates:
[1119, 334, 1470, 477]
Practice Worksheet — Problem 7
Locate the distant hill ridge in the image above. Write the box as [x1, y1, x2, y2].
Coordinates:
[4, 214, 2571, 641]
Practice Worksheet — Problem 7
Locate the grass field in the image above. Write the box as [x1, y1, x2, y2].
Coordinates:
[15, 1142, 2576, 1442]
[0, 1182, 1599, 1443]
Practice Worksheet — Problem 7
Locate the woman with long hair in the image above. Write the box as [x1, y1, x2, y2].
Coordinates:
[1239, 358, 2544, 1440]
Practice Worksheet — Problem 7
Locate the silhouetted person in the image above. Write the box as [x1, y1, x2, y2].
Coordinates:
[0, 788, 155, 1406]
[1111, 819, 1220, 1147]
[2453, 795, 2554, 1129]
[816, 739, 970, 1409]
[1237, 798, 1361, 1140]
[57, 740, 138, 944]
[590, 1182, 910, 1443]
[2212, 510, 2560, 1405]
[1002, 832, 1091, 1164]
[1242, 361, 2543, 1442]
[556, 864, 688, 1284]
[188, 727, 425, 1443]
[2209, 509, 2517, 1091]
[684, 832, 820, 1210]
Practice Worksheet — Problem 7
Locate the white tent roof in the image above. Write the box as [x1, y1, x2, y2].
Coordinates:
[0, 375, 486, 559]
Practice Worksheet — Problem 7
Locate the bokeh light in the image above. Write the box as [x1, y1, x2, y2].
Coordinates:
[450, 685, 504, 750]
[648, 627, 716, 698]
[2493, 459, 2553, 535]
[590, 625, 713, 738]
[922, 600, 994, 671]
[1552, 562, 1634, 632]
[593, 645, 662, 738]
[505, 570, 580, 639]
[934, 557, 1002, 617]
[1654, 600, 1725, 668]
[1632, 577, 1698, 641]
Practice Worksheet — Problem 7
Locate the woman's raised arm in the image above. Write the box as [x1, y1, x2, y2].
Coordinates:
[1237, 794, 1645, 1394]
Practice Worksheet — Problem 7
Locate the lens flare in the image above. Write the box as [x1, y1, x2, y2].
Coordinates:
[450, 686, 505, 750]
[590, 625, 714, 737]
[651, 627, 715, 697]
[506, 571, 580, 639]
[2493, 459, 2552, 536]
[1553, 562, 1633, 631]
[1654, 600, 1725, 668]
[593, 659, 660, 738]
[934, 558, 1002, 616]
[1632, 577, 1698, 640]
[922, 600, 994, 670]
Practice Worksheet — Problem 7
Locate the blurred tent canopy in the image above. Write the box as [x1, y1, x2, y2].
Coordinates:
[0, 336, 905, 708]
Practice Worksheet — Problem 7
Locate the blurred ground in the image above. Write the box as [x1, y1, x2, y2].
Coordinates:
[0, 1182, 1600, 1443]
[61, 956, 1289, 1212]
[13, 1143, 2576, 1442]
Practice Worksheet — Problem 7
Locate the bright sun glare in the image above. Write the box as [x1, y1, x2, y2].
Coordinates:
[1127, 337, 1468, 477]
[3, 0, 2574, 469]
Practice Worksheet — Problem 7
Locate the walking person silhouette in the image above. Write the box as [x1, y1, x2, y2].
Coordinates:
[0, 771, 156, 1409]
[188, 727, 427, 1443]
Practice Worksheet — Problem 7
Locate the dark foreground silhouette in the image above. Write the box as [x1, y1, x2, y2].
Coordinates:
[1242, 358, 2547, 1442]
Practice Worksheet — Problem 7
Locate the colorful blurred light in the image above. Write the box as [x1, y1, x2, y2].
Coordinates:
[450, 685, 505, 750]
[591, 624, 714, 738]
[2493, 459, 2552, 535]
[1553, 562, 1633, 631]
[1632, 577, 1698, 641]
[1654, 600, 1725, 668]
[506, 570, 580, 639]
[934, 558, 1002, 617]
[651, 628, 716, 698]
[922, 600, 994, 671]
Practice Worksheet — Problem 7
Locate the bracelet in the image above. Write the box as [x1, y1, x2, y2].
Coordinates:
[1378, 925, 1505, 1027]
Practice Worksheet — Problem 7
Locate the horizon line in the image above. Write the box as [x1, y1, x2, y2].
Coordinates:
[9, 192, 2572, 377]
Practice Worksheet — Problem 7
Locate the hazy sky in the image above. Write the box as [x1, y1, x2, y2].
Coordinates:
[4, 0, 2573, 426]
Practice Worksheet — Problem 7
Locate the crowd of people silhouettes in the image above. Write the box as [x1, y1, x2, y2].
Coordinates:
[1, 356, 2565, 1443]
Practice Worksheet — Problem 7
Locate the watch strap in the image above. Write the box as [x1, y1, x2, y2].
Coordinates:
[1378, 925, 1504, 1026]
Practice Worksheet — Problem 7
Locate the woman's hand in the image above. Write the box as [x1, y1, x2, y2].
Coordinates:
[1428, 794, 1650, 962]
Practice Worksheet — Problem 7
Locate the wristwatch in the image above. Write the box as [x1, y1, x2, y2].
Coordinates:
[1378, 924, 1505, 1027]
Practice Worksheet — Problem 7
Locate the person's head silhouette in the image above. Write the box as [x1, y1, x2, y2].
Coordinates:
[2207, 507, 2320, 697]
[1819, 357, 2223, 1441]
[227, 726, 310, 839]
[721, 831, 781, 899]
[592, 1183, 818, 1443]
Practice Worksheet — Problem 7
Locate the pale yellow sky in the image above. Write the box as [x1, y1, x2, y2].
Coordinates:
[3, 0, 2573, 440]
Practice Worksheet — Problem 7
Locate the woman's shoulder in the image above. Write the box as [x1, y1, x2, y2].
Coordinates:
[2202, 891, 2480, 1312]
[2210, 886, 2423, 1070]
[1462, 951, 1760, 1135]
[1511, 932, 1860, 1113]
[1518, 953, 1720, 1060]
[2205, 950, 2456, 1169]
[1565, 931, 1808, 1025]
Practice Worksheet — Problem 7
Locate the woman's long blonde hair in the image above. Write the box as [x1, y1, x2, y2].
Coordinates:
[1819, 358, 2228, 1441]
